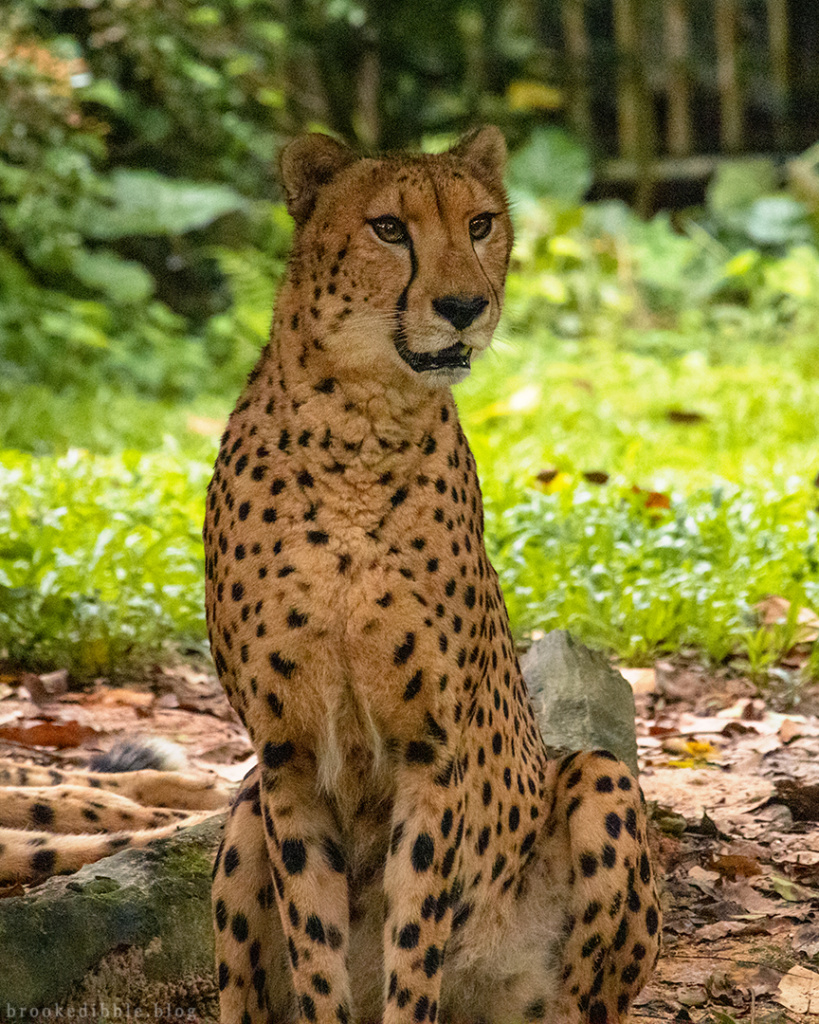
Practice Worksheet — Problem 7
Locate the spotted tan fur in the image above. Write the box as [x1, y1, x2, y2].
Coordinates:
[206, 127, 661, 1024]
[0, 757, 229, 885]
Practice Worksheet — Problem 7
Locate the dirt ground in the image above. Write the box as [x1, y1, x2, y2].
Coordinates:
[1, 655, 818, 1023]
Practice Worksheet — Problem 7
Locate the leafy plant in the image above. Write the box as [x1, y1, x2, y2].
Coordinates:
[0, 449, 211, 675]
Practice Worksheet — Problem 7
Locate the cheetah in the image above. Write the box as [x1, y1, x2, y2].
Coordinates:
[0, 742, 229, 885]
[205, 127, 661, 1024]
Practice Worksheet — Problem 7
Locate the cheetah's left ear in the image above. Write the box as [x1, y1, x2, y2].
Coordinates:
[280, 133, 357, 226]
[450, 126, 507, 190]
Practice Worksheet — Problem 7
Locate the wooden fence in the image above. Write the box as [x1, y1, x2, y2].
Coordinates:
[548, 0, 815, 207]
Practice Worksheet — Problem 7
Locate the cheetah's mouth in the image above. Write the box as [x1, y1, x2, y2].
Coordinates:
[395, 339, 472, 374]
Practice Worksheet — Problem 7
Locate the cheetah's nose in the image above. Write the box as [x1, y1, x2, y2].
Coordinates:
[432, 295, 488, 331]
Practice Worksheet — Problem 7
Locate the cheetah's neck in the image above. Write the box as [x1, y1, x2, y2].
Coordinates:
[242, 284, 462, 484]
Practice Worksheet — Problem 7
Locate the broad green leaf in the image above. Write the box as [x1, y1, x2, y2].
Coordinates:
[71, 249, 154, 303]
[708, 158, 779, 216]
[81, 171, 248, 239]
[508, 128, 592, 206]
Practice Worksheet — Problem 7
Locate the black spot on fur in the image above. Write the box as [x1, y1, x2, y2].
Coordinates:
[580, 852, 598, 877]
[306, 914, 326, 943]
[263, 740, 295, 768]
[323, 835, 346, 873]
[31, 803, 55, 827]
[394, 632, 416, 665]
[411, 833, 435, 871]
[223, 845, 240, 876]
[281, 838, 307, 874]
[404, 670, 423, 701]
[215, 898, 228, 930]
[231, 912, 249, 942]
[287, 608, 308, 628]
[269, 651, 297, 678]
[406, 741, 435, 764]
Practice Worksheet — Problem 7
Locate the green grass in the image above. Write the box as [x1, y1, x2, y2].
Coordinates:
[2, 321, 819, 679]
[460, 328, 819, 670]
[3, 220, 819, 680]
[0, 448, 211, 674]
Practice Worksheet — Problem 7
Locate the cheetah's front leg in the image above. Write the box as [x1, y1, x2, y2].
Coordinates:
[382, 759, 461, 1024]
[214, 768, 294, 1021]
[259, 749, 354, 1024]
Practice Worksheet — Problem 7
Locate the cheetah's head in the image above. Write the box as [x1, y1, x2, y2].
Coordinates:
[280, 128, 513, 390]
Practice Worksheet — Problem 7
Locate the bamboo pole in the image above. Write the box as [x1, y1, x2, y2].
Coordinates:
[665, 0, 692, 156]
[715, 0, 742, 152]
[613, 0, 640, 158]
[560, 0, 593, 142]
[613, 0, 656, 214]
[766, 0, 790, 150]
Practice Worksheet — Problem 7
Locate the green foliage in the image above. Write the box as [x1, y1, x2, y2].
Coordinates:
[705, 159, 812, 250]
[77, 170, 249, 240]
[455, 324, 819, 675]
[3, 12, 819, 680]
[504, 132, 819, 342]
[3, 310, 819, 679]
[0, 8, 286, 402]
[507, 127, 592, 207]
[0, 449, 210, 675]
[482, 483, 817, 667]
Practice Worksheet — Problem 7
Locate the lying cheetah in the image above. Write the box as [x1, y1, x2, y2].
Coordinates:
[206, 127, 661, 1023]
[0, 742, 229, 885]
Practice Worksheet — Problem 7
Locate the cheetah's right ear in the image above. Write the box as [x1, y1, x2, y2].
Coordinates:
[280, 134, 357, 226]
[450, 126, 507, 192]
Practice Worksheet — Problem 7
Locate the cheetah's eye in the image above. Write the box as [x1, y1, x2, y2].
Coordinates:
[370, 216, 409, 245]
[469, 214, 494, 242]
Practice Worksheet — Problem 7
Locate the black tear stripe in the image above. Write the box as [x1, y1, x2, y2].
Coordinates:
[393, 233, 418, 360]
[474, 239, 500, 314]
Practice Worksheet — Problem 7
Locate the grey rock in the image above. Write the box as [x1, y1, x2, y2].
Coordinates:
[521, 630, 639, 777]
[0, 814, 225, 1017]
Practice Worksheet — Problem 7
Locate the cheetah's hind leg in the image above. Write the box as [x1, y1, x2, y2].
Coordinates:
[549, 750, 661, 1023]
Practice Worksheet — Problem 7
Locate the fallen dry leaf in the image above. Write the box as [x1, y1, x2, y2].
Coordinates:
[84, 686, 154, 709]
[774, 964, 819, 1015]
[0, 719, 99, 749]
[773, 778, 819, 821]
[793, 923, 819, 959]
[755, 595, 819, 643]
[535, 467, 559, 485]
[779, 717, 805, 743]
[619, 667, 656, 694]
[21, 669, 69, 704]
[667, 408, 706, 423]
[769, 872, 818, 903]
[708, 853, 762, 880]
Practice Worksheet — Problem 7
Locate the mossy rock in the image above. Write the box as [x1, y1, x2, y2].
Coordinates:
[0, 815, 225, 1018]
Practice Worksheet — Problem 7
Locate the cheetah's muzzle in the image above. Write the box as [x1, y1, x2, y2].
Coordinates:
[395, 337, 472, 373]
